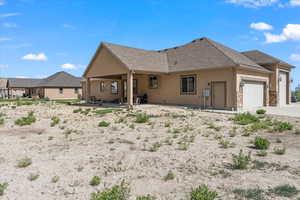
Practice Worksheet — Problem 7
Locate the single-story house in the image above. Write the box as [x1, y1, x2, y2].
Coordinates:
[82, 37, 295, 110]
[3, 71, 82, 99]
[0, 79, 8, 98]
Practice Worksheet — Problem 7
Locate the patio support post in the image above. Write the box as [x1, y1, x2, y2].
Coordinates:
[86, 78, 91, 102]
[127, 70, 134, 107]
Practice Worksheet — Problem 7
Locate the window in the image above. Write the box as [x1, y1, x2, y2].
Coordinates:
[100, 81, 105, 92]
[111, 81, 118, 94]
[59, 88, 63, 94]
[74, 88, 79, 94]
[181, 75, 196, 95]
[149, 76, 158, 89]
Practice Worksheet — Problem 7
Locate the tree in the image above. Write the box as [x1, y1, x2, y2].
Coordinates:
[295, 84, 300, 101]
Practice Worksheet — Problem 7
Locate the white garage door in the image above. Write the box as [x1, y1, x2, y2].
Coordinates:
[279, 72, 287, 106]
[243, 82, 264, 109]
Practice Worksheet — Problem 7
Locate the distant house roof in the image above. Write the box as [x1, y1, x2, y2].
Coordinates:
[7, 71, 81, 88]
[8, 78, 41, 88]
[38, 71, 81, 88]
[84, 37, 274, 76]
[242, 50, 295, 68]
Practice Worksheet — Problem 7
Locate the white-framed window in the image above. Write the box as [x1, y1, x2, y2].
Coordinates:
[149, 76, 158, 89]
[59, 88, 63, 94]
[111, 81, 118, 94]
[180, 75, 196, 95]
[74, 88, 79, 94]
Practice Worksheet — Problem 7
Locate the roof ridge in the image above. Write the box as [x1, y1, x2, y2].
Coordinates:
[204, 38, 237, 66]
[103, 42, 158, 53]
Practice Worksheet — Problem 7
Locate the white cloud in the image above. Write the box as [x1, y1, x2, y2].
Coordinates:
[265, 24, 300, 43]
[0, 37, 11, 41]
[290, 0, 300, 6]
[2, 22, 17, 28]
[0, 13, 21, 18]
[0, 64, 8, 68]
[61, 63, 77, 70]
[226, 0, 278, 7]
[250, 22, 273, 31]
[290, 53, 300, 61]
[22, 53, 48, 61]
[0, 0, 5, 6]
[15, 76, 28, 78]
[62, 24, 75, 29]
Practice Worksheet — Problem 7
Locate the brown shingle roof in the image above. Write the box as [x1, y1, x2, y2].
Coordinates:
[85, 37, 274, 75]
[7, 72, 81, 88]
[242, 50, 295, 68]
[8, 78, 41, 88]
[103, 42, 169, 72]
[38, 71, 81, 88]
[165, 38, 269, 72]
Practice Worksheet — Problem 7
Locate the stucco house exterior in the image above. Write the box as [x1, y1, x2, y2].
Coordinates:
[82, 37, 294, 110]
[4, 71, 82, 100]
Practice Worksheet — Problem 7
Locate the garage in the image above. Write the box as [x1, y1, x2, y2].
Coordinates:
[243, 81, 264, 109]
[279, 72, 287, 106]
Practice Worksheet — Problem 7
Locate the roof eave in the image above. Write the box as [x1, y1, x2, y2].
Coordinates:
[237, 65, 272, 74]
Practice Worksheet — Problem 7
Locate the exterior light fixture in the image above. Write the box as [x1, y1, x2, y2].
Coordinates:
[240, 81, 245, 88]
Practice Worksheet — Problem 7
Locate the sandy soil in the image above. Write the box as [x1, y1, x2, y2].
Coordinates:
[0, 102, 299, 200]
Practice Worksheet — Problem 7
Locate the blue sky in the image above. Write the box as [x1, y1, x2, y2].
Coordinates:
[0, 0, 299, 89]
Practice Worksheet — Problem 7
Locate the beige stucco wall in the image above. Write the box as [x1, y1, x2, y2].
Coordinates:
[85, 46, 128, 78]
[44, 88, 81, 100]
[84, 68, 237, 109]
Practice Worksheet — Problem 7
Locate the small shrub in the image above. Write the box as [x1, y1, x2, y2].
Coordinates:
[148, 142, 161, 152]
[272, 121, 293, 132]
[273, 147, 286, 155]
[15, 111, 36, 126]
[28, 173, 39, 181]
[51, 176, 60, 183]
[98, 121, 110, 127]
[90, 176, 101, 186]
[17, 157, 32, 168]
[91, 180, 130, 200]
[207, 122, 221, 131]
[256, 109, 266, 115]
[136, 195, 156, 200]
[164, 121, 172, 128]
[254, 137, 270, 150]
[93, 108, 122, 116]
[233, 113, 259, 125]
[190, 185, 218, 200]
[163, 171, 175, 181]
[0, 118, 4, 126]
[219, 139, 235, 149]
[135, 113, 150, 123]
[0, 182, 8, 196]
[269, 184, 299, 197]
[256, 150, 268, 157]
[233, 188, 265, 200]
[50, 116, 60, 127]
[232, 150, 251, 170]
[294, 129, 300, 135]
[73, 108, 82, 113]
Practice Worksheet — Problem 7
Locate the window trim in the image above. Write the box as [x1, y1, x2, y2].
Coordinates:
[148, 75, 158, 89]
[59, 88, 64, 94]
[74, 88, 79, 94]
[180, 75, 197, 95]
[111, 81, 119, 95]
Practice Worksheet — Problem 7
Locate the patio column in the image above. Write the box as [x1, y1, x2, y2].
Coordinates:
[127, 71, 133, 107]
[86, 78, 91, 102]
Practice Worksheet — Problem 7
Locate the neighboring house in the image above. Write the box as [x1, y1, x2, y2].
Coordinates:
[5, 71, 82, 100]
[82, 37, 295, 110]
[0, 79, 8, 98]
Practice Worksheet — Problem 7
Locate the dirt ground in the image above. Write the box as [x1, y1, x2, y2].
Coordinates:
[0, 102, 299, 200]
